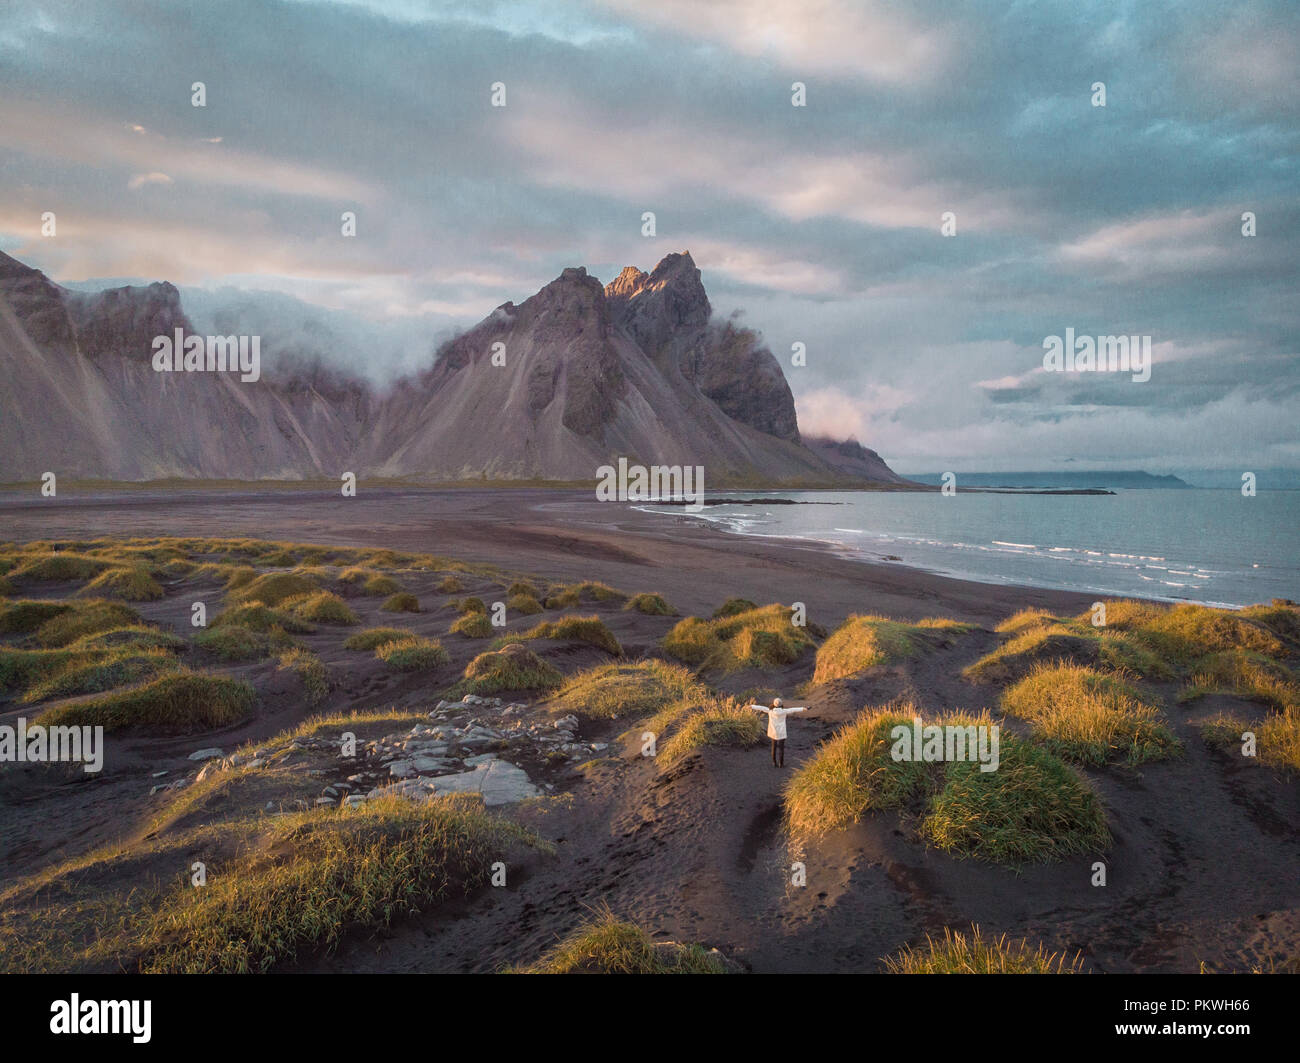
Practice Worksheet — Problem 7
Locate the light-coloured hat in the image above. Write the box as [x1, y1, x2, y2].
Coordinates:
[772, 697, 783, 707]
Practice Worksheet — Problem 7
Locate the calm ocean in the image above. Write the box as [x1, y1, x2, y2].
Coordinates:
[642, 489, 1300, 608]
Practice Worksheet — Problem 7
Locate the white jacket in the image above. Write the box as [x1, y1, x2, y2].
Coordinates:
[750, 704, 805, 740]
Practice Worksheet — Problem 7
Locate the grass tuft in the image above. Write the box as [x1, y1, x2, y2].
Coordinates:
[38, 672, 255, 733]
[883, 925, 1085, 974]
[624, 592, 677, 616]
[514, 911, 729, 974]
[381, 592, 420, 613]
[1001, 663, 1181, 766]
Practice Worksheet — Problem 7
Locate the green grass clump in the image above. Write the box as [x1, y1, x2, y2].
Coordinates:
[995, 609, 1061, 636]
[22, 650, 178, 703]
[0, 647, 91, 693]
[344, 627, 413, 651]
[459, 645, 563, 696]
[970, 606, 1190, 684]
[38, 672, 255, 733]
[222, 565, 258, 590]
[137, 794, 540, 973]
[228, 571, 318, 607]
[883, 926, 1085, 974]
[544, 586, 580, 609]
[663, 604, 814, 672]
[381, 592, 420, 613]
[437, 576, 465, 594]
[284, 591, 359, 626]
[1181, 649, 1300, 712]
[0, 599, 75, 634]
[515, 911, 729, 974]
[550, 660, 705, 720]
[11, 553, 112, 582]
[79, 565, 164, 602]
[658, 695, 765, 762]
[1001, 663, 1181, 766]
[362, 574, 401, 597]
[1201, 708, 1300, 775]
[784, 708, 931, 837]
[193, 625, 282, 661]
[506, 593, 544, 615]
[34, 601, 141, 648]
[1238, 601, 1300, 646]
[964, 627, 1104, 683]
[451, 612, 494, 639]
[375, 635, 450, 672]
[712, 597, 757, 619]
[277, 648, 328, 706]
[211, 602, 314, 634]
[921, 736, 1111, 864]
[337, 566, 372, 585]
[624, 592, 676, 616]
[1093, 601, 1285, 665]
[70, 626, 187, 653]
[454, 596, 487, 615]
[812, 615, 923, 684]
[785, 705, 1110, 865]
[512, 615, 621, 656]
[506, 581, 538, 598]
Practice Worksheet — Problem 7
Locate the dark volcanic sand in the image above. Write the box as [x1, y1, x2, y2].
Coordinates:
[1, 486, 1297, 974]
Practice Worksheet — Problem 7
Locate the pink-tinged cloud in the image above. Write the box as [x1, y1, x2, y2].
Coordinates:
[0, 102, 377, 204]
[501, 97, 1021, 233]
[127, 172, 173, 190]
[595, 0, 955, 87]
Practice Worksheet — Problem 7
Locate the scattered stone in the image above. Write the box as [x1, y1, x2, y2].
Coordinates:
[188, 748, 223, 761]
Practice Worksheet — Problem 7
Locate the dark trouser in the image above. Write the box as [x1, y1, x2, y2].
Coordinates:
[771, 738, 785, 766]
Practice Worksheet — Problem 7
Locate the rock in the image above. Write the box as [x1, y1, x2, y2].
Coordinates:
[464, 753, 497, 766]
[553, 715, 579, 732]
[188, 748, 223, 761]
[151, 770, 169, 778]
[388, 760, 414, 778]
[428, 760, 540, 806]
[314, 797, 335, 806]
[410, 755, 453, 774]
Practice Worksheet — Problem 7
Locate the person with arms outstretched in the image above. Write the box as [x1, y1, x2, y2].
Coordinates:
[749, 697, 805, 767]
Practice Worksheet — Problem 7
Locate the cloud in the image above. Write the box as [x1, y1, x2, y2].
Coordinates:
[0, 0, 1294, 472]
[594, 0, 956, 86]
[127, 171, 173, 190]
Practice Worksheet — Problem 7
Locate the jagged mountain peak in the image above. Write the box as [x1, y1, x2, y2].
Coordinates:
[0, 248, 903, 485]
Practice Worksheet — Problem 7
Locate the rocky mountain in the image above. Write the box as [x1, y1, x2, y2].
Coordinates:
[0, 249, 903, 486]
[803, 436, 909, 484]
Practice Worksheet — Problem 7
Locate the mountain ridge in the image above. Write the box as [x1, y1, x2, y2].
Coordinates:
[0, 249, 906, 487]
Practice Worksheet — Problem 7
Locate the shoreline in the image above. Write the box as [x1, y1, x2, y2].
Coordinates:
[0, 486, 1108, 626]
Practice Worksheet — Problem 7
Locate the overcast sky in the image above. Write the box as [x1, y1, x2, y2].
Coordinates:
[2, 0, 1297, 474]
